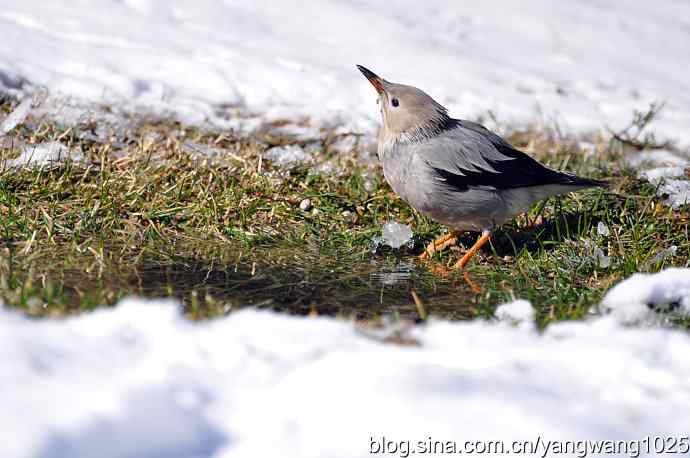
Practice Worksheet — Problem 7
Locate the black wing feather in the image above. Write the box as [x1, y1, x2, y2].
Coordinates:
[431, 120, 606, 191]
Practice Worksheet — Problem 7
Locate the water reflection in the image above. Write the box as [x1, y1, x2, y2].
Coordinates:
[2, 245, 478, 320]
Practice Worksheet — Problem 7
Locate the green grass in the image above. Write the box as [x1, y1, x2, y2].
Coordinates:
[0, 96, 688, 325]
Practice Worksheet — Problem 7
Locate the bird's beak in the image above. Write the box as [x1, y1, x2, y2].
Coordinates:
[357, 65, 385, 94]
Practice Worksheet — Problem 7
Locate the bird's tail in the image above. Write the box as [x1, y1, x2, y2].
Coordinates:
[562, 173, 608, 189]
[572, 176, 608, 189]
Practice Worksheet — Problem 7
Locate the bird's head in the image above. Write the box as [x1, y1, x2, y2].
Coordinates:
[357, 65, 449, 140]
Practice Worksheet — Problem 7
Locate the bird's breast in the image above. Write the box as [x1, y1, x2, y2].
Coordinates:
[380, 142, 430, 210]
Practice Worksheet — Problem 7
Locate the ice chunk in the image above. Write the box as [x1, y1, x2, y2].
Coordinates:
[263, 145, 312, 168]
[4, 141, 82, 168]
[0, 97, 33, 135]
[596, 221, 610, 237]
[379, 221, 413, 249]
[495, 299, 535, 325]
[600, 268, 690, 323]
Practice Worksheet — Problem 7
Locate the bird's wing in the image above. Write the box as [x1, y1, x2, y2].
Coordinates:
[421, 120, 601, 191]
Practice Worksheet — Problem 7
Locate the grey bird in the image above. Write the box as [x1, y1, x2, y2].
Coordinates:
[357, 65, 606, 269]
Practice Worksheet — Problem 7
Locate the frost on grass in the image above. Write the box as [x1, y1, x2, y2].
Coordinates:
[372, 221, 413, 250]
[263, 145, 312, 168]
[600, 268, 690, 324]
[3, 141, 82, 168]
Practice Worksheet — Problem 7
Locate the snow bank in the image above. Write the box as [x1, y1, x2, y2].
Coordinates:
[1, 1, 690, 143]
[3, 269, 690, 457]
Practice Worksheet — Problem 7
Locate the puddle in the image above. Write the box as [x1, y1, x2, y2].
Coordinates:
[0, 243, 477, 320]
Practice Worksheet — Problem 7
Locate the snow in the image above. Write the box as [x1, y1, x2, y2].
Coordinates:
[600, 268, 690, 324]
[263, 145, 312, 168]
[494, 299, 535, 326]
[658, 179, 690, 208]
[1, 1, 690, 144]
[3, 141, 82, 168]
[3, 281, 690, 457]
[0, 95, 33, 134]
[1, 2, 690, 454]
[635, 154, 690, 208]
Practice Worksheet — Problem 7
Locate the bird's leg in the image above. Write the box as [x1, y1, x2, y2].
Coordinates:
[452, 230, 491, 269]
[419, 231, 459, 259]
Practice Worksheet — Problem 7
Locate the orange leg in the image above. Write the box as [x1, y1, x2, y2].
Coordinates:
[452, 231, 491, 269]
[419, 231, 459, 259]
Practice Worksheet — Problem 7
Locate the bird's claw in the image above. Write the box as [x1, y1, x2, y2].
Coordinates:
[418, 232, 458, 259]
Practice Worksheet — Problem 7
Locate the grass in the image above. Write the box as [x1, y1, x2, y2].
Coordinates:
[0, 95, 688, 326]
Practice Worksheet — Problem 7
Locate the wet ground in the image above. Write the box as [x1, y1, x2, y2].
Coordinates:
[1, 242, 479, 320]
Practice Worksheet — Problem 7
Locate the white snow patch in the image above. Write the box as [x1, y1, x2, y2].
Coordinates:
[1, 2, 690, 142]
[627, 150, 689, 168]
[263, 145, 312, 168]
[494, 299, 535, 326]
[638, 165, 690, 209]
[639, 166, 687, 182]
[658, 179, 690, 208]
[4, 141, 82, 168]
[182, 141, 226, 159]
[601, 268, 690, 324]
[3, 291, 690, 457]
[0, 96, 33, 135]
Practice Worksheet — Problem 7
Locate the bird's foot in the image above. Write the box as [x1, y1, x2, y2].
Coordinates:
[418, 232, 459, 259]
[451, 231, 491, 270]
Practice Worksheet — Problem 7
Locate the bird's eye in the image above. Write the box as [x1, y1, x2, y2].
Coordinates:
[391, 98, 399, 107]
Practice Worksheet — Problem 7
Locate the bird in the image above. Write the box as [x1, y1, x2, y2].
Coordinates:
[357, 65, 607, 269]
